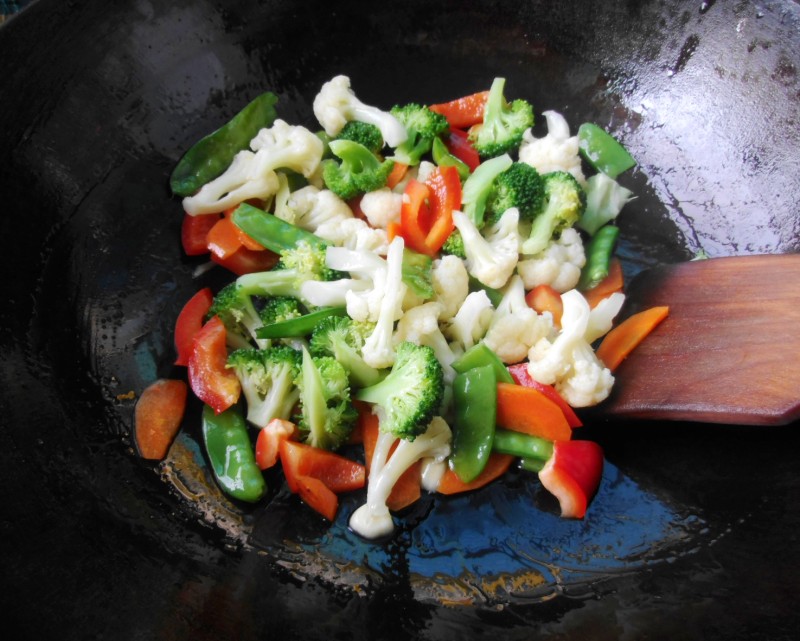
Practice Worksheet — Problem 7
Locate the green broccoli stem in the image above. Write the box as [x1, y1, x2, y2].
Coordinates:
[232, 202, 329, 253]
[461, 154, 513, 226]
[492, 428, 554, 462]
[578, 224, 620, 290]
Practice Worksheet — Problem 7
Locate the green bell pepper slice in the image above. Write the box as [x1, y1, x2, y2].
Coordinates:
[201, 404, 267, 503]
[450, 364, 497, 483]
[170, 92, 279, 197]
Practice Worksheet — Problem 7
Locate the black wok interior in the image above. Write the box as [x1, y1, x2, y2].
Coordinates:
[2, 0, 799, 639]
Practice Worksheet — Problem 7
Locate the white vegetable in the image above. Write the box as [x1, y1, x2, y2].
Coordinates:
[280, 185, 353, 232]
[577, 172, 635, 236]
[349, 416, 452, 539]
[585, 291, 625, 344]
[393, 302, 459, 384]
[526, 289, 614, 407]
[183, 120, 324, 215]
[519, 110, 586, 186]
[316, 217, 389, 254]
[359, 188, 402, 229]
[452, 208, 521, 290]
[482, 275, 554, 364]
[517, 227, 586, 293]
[445, 290, 494, 352]
[431, 255, 470, 321]
[312, 75, 407, 147]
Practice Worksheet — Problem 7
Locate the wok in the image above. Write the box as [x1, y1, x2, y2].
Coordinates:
[2, 0, 799, 638]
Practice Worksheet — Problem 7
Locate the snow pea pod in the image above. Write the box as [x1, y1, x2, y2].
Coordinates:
[450, 364, 497, 483]
[452, 342, 514, 384]
[256, 306, 347, 339]
[578, 223, 620, 290]
[232, 202, 329, 252]
[170, 92, 279, 197]
[577, 123, 636, 179]
[201, 404, 267, 503]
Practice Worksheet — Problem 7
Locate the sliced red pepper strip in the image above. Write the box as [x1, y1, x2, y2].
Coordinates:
[445, 128, 481, 172]
[206, 216, 246, 260]
[398, 167, 462, 257]
[279, 439, 365, 495]
[134, 379, 188, 460]
[187, 315, 241, 414]
[507, 364, 583, 428]
[181, 213, 220, 256]
[294, 474, 339, 521]
[538, 440, 604, 518]
[255, 418, 299, 470]
[399, 179, 433, 254]
[174, 287, 214, 366]
[525, 284, 564, 327]
[210, 243, 280, 276]
[429, 90, 490, 129]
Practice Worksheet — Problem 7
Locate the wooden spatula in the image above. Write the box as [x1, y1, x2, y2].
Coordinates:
[595, 253, 800, 425]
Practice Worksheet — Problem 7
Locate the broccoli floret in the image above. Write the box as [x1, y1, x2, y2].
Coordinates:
[295, 347, 357, 451]
[521, 171, 586, 256]
[485, 162, 544, 225]
[440, 229, 466, 259]
[461, 153, 513, 227]
[208, 282, 263, 350]
[259, 296, 304, 326]
[336, 121, 385, 154]
[389, 103, 450, 166]
[321, 140, 396, 200]
[227, 346, 302, 428]
[468, 77, 534, 159]
[236, 241, 341, 300]
[309, 315, 383, 388]
[355, 341, 444, 441]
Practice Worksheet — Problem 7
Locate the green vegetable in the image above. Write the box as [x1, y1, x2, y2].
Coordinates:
[321, 139, 395, 200]
[468, 77, 534, 159]
[259, 296, 304, 327]
[578, 224, 620, 290]
[401, 248, 435, 300]
[295, 346, 357, 451]
[355, 341, 444, 441]
[201, 405, 267, 503]
[335, 120, 385, 153]
[257, 306, 347, 339]
[170, 92, 279, 197]
[492, 428, 553, 461]
[451, 342, 514, 383]
[521, 170, 586, 256]
[577, 122, 636, 179]
[227, 346, 302, 426]
[461, 153, 513, 226]
[208, 282, 264, 350]
[467, 275, 503, 307]
[431, 136, 470, 180]
[232, 203, 328, 253]
[440, 229, 466, 259]
[450, 364, 497, 483]
[309, 315, 383, 388]
[485, 162, 544, 225]
[389, 103, 450, 166]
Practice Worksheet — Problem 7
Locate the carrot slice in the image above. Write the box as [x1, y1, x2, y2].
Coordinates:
[134, 379, 188, 460]
[360, 406, 421, 511]
[224, 207, 265, 251]
[495, 382, 572, 441]
[525, 284, 563, 326]
[437, 453, 514, 495]
[582, 258, 624, 309]
[386, 162, 409, 189]
[596, 306, 670, 371]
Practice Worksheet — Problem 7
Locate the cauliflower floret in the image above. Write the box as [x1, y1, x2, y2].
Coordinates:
[431, 255, 470, 322]
[394, 302, 459, 384]
[452, 208, 521, 290]
[517, 227, 586, 293]
[519, 110, 586, 186]
[313, 75, 407, 147]
[359, 188, 402, 229]
[316, 217, 389, 254]
[482, 275, 554, 364]
[526, 289, 614, 407]
[585, 292, 625, 344]
[249, 120, 324, 179]
[279, 185, 352, 229]
[444, 290, 494, 352]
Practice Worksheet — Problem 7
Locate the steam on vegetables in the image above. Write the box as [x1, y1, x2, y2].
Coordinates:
[134, 75, 667, 539]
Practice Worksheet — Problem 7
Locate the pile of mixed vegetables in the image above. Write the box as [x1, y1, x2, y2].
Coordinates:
[134, 75, 668, 539]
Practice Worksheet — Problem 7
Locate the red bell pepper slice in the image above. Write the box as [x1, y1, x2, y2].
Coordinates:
[279, 439, 366, 495]
[254, 418, 299, 470]
[445, 128, 481, 172]
[398, 166, 461, 256]
[210, 243, 279, 275]
[525, 284, 564, 327]
[429, 90, 490, 129]
[507, 364, 583, 428]
[187, 315, 241, 414]
[538, 440, 604, 518]
[174, 287, 213, 366]
[295, 474, 339, 521]
[134, 378, 188, 460]
[181, 213, 220, 256]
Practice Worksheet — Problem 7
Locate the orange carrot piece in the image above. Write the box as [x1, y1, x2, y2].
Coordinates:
[360, 405, 421, 511]
[495, 382, 572, 442]
[582, 258, 624, 309]
[596, 306, 670, 371]
[437, 453, 514, 495]
[224, 207, 264, 251]
[386, 162, 409, 189]
[134, 379, 188, 460]
[525, 284, 563, 326]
